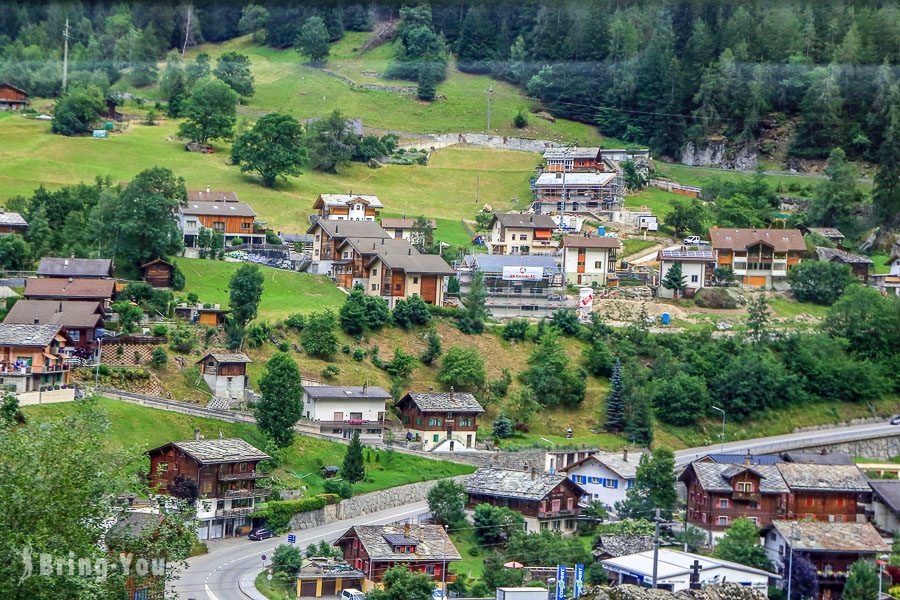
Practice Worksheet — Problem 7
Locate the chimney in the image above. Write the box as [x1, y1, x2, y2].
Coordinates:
[362, 381, 368, 395]
[530, 467, 536, 480]
[219, 430, 223, 439]
[206, 185, 211, 193]
[428, 386, 434, 392]
[335, 224, 339, 234]
[194, 428, 201, 441]
[33, 318, 39, 325]
[408, 248, 412, 255]
[68, 277, 73, 283]
[404, 522, 410, 538]
[745, 451, 752, 466]
[623, 448, 628, 462]
[64, 258, 69, 267]
[449, 386, 454, 399]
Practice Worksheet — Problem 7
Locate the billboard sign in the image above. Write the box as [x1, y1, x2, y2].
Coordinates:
[502, 266, 543, 281]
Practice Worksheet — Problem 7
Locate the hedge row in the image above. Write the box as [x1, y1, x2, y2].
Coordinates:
[250, 496, 328, 533]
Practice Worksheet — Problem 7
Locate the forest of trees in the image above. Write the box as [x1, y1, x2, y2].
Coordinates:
[1, 1, 898, 159]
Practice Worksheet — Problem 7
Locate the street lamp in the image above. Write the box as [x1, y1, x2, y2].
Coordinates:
[711, 406, 726, 453]
[441, 524, 448, 594]
[878, 554, 890, 600]
[786, 522, 799, 600]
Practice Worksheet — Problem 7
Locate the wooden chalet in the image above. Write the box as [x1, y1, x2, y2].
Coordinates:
[0, 209, 28, 234]
[396, 391, 483, 451]
[196, 352, 251, 405]
[0, 323, 71, 393]
[3, 299, 103, 354]
[141, 258, 175, 288]
[180, 189, 264, 247]
[0, 82, 28, 110]
[24, 277, 116, 310]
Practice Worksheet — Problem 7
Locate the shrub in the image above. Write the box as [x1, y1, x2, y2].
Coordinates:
[278, 341, 290, 353]
[352, 348, 366, 361]
[695, 288, 739, 309]
[249, 497, 327, 533]
[150, 347, 168, 368]
[152, 324, 169, 337]
[285, 313, 306, 331]
[321, 365, 340, 380]
[502, 319, 529, 340]
[323, 478, 353, 499]
[342, 344, 352, 354]
[168, 325, 197, 354]
[513, 110, 528, 129]
[246, 322, 272, 348]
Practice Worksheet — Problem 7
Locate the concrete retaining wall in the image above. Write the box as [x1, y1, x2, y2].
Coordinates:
[17, 388, 76, 406]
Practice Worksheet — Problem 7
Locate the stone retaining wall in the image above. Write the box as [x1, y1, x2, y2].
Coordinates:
[800, 436, 900, 460]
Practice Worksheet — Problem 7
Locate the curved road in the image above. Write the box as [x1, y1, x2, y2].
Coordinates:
[173, 501, 428, 600]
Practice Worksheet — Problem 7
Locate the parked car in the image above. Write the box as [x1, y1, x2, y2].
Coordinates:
[432, 590, 446, 600]
[341, 589, 365, 600]
[890, 415, 900, 425]
[248, 528, 273, 541]
[683, 236, 702, 245]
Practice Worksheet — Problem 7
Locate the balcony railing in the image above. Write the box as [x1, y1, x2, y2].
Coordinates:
[0, 363, 69, 375]
[219, 471, 267, 482]
[732, 491, 762, 502]
[223, 487, 270, 499]
[215, 507, 256, 518]
[538, 509, 578, 518]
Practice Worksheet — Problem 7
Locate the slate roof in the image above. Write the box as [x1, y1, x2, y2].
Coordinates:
[562, 235, 622, 249]
[197, 352, 251, 364]
[709, 228, 806, 253]
[339, 237, 419, 257]
[491, 213, 557, 230]
[815, 247, 873, 265]
[181, 200, 256, 217]
[468, 253, 561, 276]
[780, 452, 855, 465]
[543, 147, 601, 161]
[148, 438, 270, 465]
[807, 227, 845, 240]
[315, 193, 383, 209]
[534, 172, 618, 187]
[105, 512, 166, 546]
[0, 323, 65, 347]
[465, 468, 583, 501]
[593, 534, 656, 558]
[305, 385, 392, 400]
[770, 520, 889, 553]
[338, 525, 461, 562]
[308, 219, 391, 239]
[187, 190, 239, 203]
[680, 461, 789, 493]
[775, 463, 870, 492]
[25, 277, 116, 300]
[381, 218, 436, 229]
[37, 257, 112, 278]
[869, 480, 900, 514]
[4, 300, 103, 328]
[698, 453, 783, 466]
[372, 252, 455, 276]
[560, 452, 646, 479]
[0, 211, 28, 227]
[400, 392, 484, 414]
[281, 233, 314, 244]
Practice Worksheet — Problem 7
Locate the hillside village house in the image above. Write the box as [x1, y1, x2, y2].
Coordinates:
[656, 249, 715, 298]
[302, 384, 392, 439]
[531, 171, 625, 215]
[487, 212, 558, 255]
[776, 462, 871, 522]
[872, 242, 900, 296]
[465, 467, 586, 535]
[803, 226, 846, 247]
[397, 391, 484, 451]
[560, 450, 644, 510]
[313, 193, 383, 221]
[763, 521, 890, 600]
[0, 209, 28, 235]
[179, 190, 264, 247]
[814, 247, 873, 282]
[869, 480, 900, 532]
[335, 524, 461, 591]
[365, 252, 454, 308]
[381, 217, 436, 247]
[0, 323, 71, 393]
[332, 236, 420, 290]
[0, 82, 28, 110]
[307, 219, 390, 276]
[543, 147, 607, 172]
[147, 437, 271, 540]
[4, 299, 103, 355]
[709, 228, 806, 288]
[561, 234, 622, 286]
[37, 257, 113, 279]
[24, 277, 116, 310]
[196, 352, 251, 407]
[141, 258, 175, 288]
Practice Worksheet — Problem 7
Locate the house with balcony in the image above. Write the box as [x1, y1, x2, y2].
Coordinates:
[869, 480, 900, 532]
[486, 213, 558, 255]
[332, 236, 420, 290]
[334, 523, 460, 592]
[364, 252, 454, 308]
[313, 193, 383, 221]
[531, 171, 625, 215]
[456, 254, 574, 319]
[3, 299, 103, 356]
[0, 82, 28, 110]
[397, 391, 483, 451]
[196, 352, 251, 407]
[543, 147, 606, 172]
[561, 234, 622, 287]
[0, 323, 72, 394]
[656, 249, 715, 299]
[179, 190, 264, 247]
[37, 257, 113, 279]
[307, 219, 390, 276]
[302, 384, 392, 440]
[465, 467, 586, 535]
[24, 277, 116, 310]
[814, 247, 873, 282]
[560, 450, 644, 510]
[381, 217, 436, 247]
[775, 462, 871, 524]
[146, 436, 271, 540]
[763, 520, 890, 600]
[709, 228, 806, 288]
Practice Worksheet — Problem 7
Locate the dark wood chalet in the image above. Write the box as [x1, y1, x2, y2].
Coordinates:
[146, 437, 270, 540]
[141, 258, 175, 288]
[0, 210, 28, 234]
[776, 462, 871, 523]
[335, 524, 461, 592]
[396, 391, 484, 451]
[465, 467, 587, 536]
[0, 82, 28, 110]
[3, 299, 103, 356]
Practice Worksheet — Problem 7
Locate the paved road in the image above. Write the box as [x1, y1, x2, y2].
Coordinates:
[172, 501, 429, 600]
[674, 419, 900, 467]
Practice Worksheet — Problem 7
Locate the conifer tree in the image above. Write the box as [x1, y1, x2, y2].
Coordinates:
[604, 358, 624, 432]
[341, 431, 366, 483]
[624, 393, 653, 446]
[874, 103, 900, 229]
[661, 261, 687, 298]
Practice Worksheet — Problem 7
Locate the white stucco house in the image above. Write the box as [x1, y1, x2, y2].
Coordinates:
[559, 450, 644, 510]
[561, 235, 622, 287]
[657, 248, 713, 299]
[301, 384, 392, 440]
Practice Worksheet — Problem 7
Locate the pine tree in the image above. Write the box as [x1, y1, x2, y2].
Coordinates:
[842, 560, 878, 600]
[604, 358, 624, 432]
[341, 431, 366, 483]
[661, 261, 687, 298]
[624, 393, 653, 446]
[874, 103, 900, 228]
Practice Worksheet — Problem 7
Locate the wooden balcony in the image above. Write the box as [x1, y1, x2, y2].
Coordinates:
[538, 509, 578, 518]
[733, 491, 762, 502]
[219, 471, 267, 482]
[222, 487, 270, 499]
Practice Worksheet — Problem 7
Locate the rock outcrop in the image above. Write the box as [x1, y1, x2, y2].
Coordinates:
[681, 138, 758, 170]
[581, 583, 766, 600]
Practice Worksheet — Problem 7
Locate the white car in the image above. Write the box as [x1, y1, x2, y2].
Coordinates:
[683, 236, 702, 245]
[341, 589, 365, 600]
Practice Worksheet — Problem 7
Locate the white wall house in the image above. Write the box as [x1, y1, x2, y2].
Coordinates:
[302, 384, 392, 439]
[560, 451, 643, 510]
[656, 249, 713, 299]
[561, 235, 622, 287]
[313, 194, 383, 221]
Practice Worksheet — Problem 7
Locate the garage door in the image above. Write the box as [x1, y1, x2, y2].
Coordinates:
[321, 578, 337, 596]
[299, 579, 318, 597]
[743, 276, 767, 287]
[420, 275, 437, 304]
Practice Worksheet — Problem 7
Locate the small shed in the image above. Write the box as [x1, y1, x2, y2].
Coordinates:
[0, 82, 28, 111]
[141, 258, 175, 288]
[321, 465, 340, 479]
[196, 351, 252, 406]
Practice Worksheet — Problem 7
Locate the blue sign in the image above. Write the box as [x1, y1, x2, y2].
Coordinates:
[574, 564, 584, 597]
[287, 534, 296, 544]
[556, 565, 567, 600]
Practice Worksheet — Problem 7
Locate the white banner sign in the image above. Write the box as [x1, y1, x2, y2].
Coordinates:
[502, 266, 543, 281]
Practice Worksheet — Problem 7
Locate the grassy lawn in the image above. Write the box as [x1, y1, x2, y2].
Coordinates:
[624, 188, 686, 218]
[0, 116, 538, 232]
[174, 257, 347, 320]
[654, 162, 873, 195]
[449, 529, 485, 579]
[621, 238, 658, 258]
[768, 297, 830, 319]
[256, 572, 295, 600]
[870, 254, 891, 275]
[22, 397, 474, 493]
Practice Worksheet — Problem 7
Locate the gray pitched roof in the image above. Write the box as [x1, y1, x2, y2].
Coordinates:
[181, 200, 256, 218]
[187, 190, 239, 203]
[0, 323, 65, 347]
[775, 463, 870, 492]
[339, 237, 419, 257]
[373, 253, 455, 276]
[780, 452, 854, 465]
[870, 480, 900, 514]
[339, 524, 460, 562]
[197, 352, 251, 364]
[699, 453, 783, 466]
[149, 438, 270, 465]
[401, 392, 484, 414]
[106, 512, 165, 546]
[681, 462, 789, 494]
[309, 219, 391, 239]
[770, 520, 889, 553]
[381, 218, 436, 229]
[543, 147, 601, 160]
[807, 227, 845, 240]
[491, 213, 557, 230]
[4, 300, 103, 329]
[593, 534, 656, 558]
[465, 468, 582, 501]
[37, 257, 112, 278]
[815, 247, 873, 265]
[561, 452, 646, 479]
[305, 385, 391, 400]
[0, 211, 27, 227]
[534, 172, 618, 187]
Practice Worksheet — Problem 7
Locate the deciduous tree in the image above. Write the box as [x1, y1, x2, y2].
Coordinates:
[788, 260, 855, 305]
[520, 334, 586, 408]
[177, 77, 239, 144]
[297, 16, 330, 65]
[426, 479, 467, 527]
[214, 51, 255, 98]
[231, 112, 306, 187]
[438, 346, 486, 391]
[229, 263, 264, 328]
[715, 517, 771, 571]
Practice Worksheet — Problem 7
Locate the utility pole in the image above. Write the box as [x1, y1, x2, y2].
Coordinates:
[486, 85, 493, 131]
[62, 18, 70, 91]
[651, 508, 661, 588]
[182, 5, 193, 56]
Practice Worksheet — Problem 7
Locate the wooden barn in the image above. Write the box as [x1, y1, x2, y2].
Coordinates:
[141, 259, 175, 288]
[0, 83, 28, 111]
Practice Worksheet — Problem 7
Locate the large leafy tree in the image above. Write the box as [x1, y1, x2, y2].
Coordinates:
[301, 311, 339, 359]
[177, 77, 239, 145]
[472, 503, 524, 546]
[824, 284, 900, 360]
[715, 517, 771, 571]
[788, 260, 856, 305]
[231, 112, 306, 187]
[0, 235, 30, 271]
[616, 447, 677, 520]
[426, 479, 467, 527]
[296, 16, 330, 64]
[842, 560, 879, 600]
[650, 372, 710, 426]
[303, 109, 357, 173]
[808, 148, 863, 228]
[51, 85, 105, 136]
[239, 4, 271, 43]
[367, 565, 434, 600]
[664, 200, 709, 238]
[438, 346, 486, 391]
[256, 352, 303, 447]
[96, 167, 186, 273]
[214, 51, 255, 98]
[159, 50, 188, 117]
[520, 334, 586, 409]
[229, 263, 264, 328]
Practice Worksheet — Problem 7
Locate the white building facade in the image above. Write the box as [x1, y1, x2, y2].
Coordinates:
[560, 452, 643, 509]
[656, 249, 713, 299]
